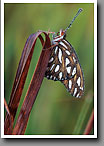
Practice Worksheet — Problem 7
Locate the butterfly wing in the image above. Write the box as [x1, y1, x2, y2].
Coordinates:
[61, 58, 84, 98]
[45, 39, 73, 81]
[45, 39, 84, 97]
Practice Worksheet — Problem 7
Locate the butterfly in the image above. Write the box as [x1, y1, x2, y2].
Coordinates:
[45, 8, 84, 98]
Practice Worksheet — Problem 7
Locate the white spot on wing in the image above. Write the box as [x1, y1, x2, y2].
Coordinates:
[50, 75, 53, 79]
[72, 67, 76, 76]
[63, 39, 70, 46]
[76, 93, 80, 98]
[50, 64, 55, 71]
[73, 56, 76, 63]
[49, 57, 54, 63]
[53, 77, 56, 80]
[58, 48, 62, 63]
[77, 77, 81, 86]
[59, 41, 67, 49]
[66, 66, 71, 74]
[55, 65, 60, 72]
[80, 86, 83, 90]
[65, 58, 70, 66]
[73, 88, 77, 96]
[69, 80, 72, 89]
[65, 50, 70, 55]
[59, 72, 62, 80]
[54, 46, 58, 54]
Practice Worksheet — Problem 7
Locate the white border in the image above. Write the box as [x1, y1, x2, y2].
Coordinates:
[1, 0, 97, 3]
[94, 0, 97, 138]
[1, 0, 97, 138]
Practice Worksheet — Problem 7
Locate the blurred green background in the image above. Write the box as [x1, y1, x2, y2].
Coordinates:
[4, 3, 94, 135]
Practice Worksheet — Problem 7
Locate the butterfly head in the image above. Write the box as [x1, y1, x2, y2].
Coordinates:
[52, 29, 66, 44]
[59, 29, 65, 36]
[59, 29, 67, 38]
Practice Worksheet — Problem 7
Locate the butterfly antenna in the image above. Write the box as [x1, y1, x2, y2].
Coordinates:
[64, 8, 83, 34]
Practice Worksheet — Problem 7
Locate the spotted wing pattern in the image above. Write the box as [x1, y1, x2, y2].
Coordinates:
[45, 39, 84, 98]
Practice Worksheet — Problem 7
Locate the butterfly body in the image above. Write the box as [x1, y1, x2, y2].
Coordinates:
[45, 9, 84, 98]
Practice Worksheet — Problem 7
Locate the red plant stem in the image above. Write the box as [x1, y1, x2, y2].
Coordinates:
[4, 98, 13, 133]
[4, 31, 51, 134]
[84, 109, 94, 135]
[12, 34, 51, 134]
[4, 98, 10, 116]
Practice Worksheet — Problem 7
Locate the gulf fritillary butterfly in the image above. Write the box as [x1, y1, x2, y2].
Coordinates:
[45, 8, 84, 98]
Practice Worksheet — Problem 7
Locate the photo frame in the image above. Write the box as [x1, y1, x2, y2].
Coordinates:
[1, 0, 97, 138]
